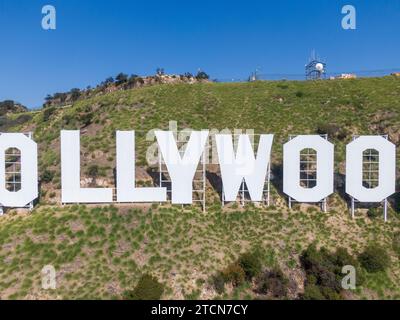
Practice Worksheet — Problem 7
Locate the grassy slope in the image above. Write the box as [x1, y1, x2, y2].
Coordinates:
[1, 77, 400, 299]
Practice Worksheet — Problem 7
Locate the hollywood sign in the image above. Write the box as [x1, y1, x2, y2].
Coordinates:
[0, 130, 397, 208]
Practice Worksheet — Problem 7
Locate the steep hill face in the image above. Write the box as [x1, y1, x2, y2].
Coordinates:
[11, 76, 400, 206]
[0, 77, 400, 300]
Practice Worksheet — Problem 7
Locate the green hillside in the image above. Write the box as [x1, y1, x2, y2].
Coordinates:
[0, 77, 400, 299]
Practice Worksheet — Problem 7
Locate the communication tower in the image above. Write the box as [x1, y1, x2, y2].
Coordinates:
[305, 50, 326, 80]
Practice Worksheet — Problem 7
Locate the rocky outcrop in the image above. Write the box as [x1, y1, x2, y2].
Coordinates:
[0, 100, 28, 116]
[43, 73, 210, 108]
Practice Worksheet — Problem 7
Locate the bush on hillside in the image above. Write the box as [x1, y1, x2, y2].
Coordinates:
[333, 247, 365, 286]
[238, 251, 262, 280]
[116, 73, 128, 85]
[87, 165, 99, 179]
[69, 88, 81, 101]
[300, 244, 363, 299]
[42, 106, 56, 122]
[334, 247, 357, 266]
[41, 170, 55, 183]
[195, 71, 209, 80]
[222, 263, 245, 287]
[367, 207, 380, 219]
[123, 274, 164, 300]
[393, 233, 400, 257]
[256, 268, 289, 298]
[78, 112, 93, 127]
[211, 273, 225, 294]
[302, 284, 325, 300]
[358, 245, 390, 273]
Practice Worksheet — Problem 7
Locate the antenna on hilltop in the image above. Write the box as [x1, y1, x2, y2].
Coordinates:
[305, 50, 326, 80]
[248, 66, 261, 82]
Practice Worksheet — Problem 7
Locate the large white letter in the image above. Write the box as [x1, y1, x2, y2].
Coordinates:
[216, 134, 274, 201]
[116, 131, 166, 202]
[283, 135, 334, 202]
[61, 130, 112, 203]
[0, 133, 38, 207]
[346, 136, 395, 202]
[155, 130, 209, 204]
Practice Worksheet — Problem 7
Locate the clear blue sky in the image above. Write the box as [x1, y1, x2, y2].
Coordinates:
[1, 0, 400, 108]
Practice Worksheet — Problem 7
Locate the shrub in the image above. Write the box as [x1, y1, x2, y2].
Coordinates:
[195, 71, 209, 80]
[302, 284, 325, 300]
[319, 287, 342, 300]
[300, 244, 361, 299]
[222, 263, 245, 287]
[358, 245, 390, 273]
[334, 247, 357, 268]
[277, 83, 289, 89]
[211, 273, 225, 294]
[62, 114, 73, 125]
[103, 77, 114, 85]
[256, 268, 288, 298]
[116, 73, 128, 85]
[334, 247, 365, 286]
[393, 233, 400, 257]
[295, 90, 304, 98]
[367, 208, 380, 219]
[79, 112, 93, 127]
[238, 251, 262, 280]
[123, 274, 164, 300]
[87, 165, 99, 179]
[42, 106, 56, 122]
[318, 269, 341, 292]
[300, 244, 326, 272]
[69, 88, 81, 101]
[41, 170, 55, 183]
